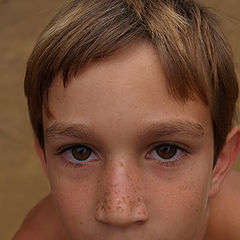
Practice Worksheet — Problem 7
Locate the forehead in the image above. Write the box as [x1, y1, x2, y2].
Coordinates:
[45, 41, 212, 139]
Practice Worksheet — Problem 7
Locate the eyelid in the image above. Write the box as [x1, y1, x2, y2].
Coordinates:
[56, 143, 97, 155]
[149, 141, 190, 153]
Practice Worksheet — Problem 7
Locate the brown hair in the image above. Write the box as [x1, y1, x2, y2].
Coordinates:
[24, 0, 238, 165]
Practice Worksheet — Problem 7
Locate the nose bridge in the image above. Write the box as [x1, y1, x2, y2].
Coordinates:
[95, 160, 149, 227]
[103, 162, 139, 209]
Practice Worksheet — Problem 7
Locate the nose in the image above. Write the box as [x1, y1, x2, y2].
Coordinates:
[95, 163, 149, 227]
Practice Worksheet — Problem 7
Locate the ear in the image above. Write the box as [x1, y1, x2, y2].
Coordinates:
[34, 136, 49, 177]
[209, 126, 240, 198]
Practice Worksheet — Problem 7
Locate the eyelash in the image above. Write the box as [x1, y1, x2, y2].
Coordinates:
[56, 143, 189, 168]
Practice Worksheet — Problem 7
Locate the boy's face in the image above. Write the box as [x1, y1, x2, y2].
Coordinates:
[43, 41, 215, 240]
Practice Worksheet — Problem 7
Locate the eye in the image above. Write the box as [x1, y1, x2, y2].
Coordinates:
[155, 145, 177, 159]
[146, 144, 185, 162]
[60, 145, 99, 164]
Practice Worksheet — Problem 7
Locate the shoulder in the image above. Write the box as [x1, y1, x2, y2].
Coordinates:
[206, 170, 240, 240]
[13, 194, 68, 240]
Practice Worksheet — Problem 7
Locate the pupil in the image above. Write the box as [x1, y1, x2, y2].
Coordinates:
[157, 145, 177, 159]
[72, 146, 91, 161]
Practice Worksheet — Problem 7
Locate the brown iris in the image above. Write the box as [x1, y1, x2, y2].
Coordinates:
[72, 146, 92, 161]
[156, 145, 177, 159]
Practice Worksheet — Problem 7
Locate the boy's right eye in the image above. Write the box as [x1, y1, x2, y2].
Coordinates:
[59, 145, 99, 164]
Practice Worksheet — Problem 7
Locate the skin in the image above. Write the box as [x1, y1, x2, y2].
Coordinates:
[14, 41, 240, 240]
[206, 170, 240, 239]
[14, 171, 240, 240]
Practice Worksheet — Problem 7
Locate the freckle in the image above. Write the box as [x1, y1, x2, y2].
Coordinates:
[137, 197, 141, 202]
[120, 162, 123, 167]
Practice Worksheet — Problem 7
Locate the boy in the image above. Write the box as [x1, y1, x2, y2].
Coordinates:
[14, 0, 240, 239]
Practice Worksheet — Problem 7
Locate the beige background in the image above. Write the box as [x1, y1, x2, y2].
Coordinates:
[0, 0, 239, 239]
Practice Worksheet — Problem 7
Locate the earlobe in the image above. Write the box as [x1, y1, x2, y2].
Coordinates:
[209, 126, 240, 198]
[34, 137, 49, 177]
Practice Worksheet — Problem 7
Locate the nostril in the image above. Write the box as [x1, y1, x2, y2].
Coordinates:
[136, 220, 146, 225]
[95, 199, 149, 227]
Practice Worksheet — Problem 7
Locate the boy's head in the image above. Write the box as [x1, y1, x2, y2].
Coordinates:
[24, 0, 240, 239]
[25, 0, 238, 163]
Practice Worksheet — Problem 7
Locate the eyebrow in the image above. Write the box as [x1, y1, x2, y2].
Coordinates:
[45, 120, 205, 144]
[45, 122, 94, 143]
[137, 120, 205, 140]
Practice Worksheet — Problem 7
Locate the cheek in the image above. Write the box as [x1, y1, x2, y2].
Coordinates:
[147, 163, 211, 238]
[47, 168, 98, 237]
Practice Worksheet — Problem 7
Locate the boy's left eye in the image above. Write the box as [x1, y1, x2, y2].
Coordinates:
[155, 145, 177, 159]
[146, 144, 185, 162]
